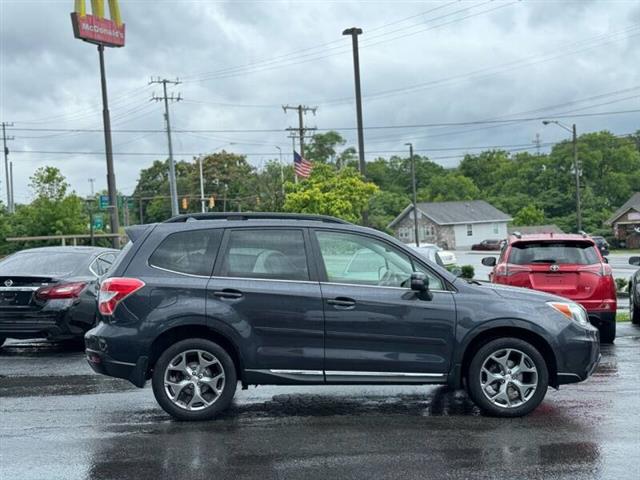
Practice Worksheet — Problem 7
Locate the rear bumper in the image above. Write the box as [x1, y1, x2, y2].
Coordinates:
[0, 311, 75, 341]
[586, 310, 616, 326]
[86, 348, 148, 388]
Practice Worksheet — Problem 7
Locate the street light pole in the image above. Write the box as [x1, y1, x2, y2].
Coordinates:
[342, 27, 366, 177]
[543, 120, 582, 231]
[406, 143, 419, 247]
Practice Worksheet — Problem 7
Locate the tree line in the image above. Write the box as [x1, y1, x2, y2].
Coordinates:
[1, 129, 638, 253]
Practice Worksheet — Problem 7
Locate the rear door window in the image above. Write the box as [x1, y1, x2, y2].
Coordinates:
[217, 229, 310, 281]
[508, 241, 599, 265]
[149, 229, 223, 276]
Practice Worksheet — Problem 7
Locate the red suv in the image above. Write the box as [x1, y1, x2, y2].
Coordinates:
[483, 233, 616, 343]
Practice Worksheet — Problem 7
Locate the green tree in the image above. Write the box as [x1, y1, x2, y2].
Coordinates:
[283, 164, 378, 223]
[368, 190, 410, 232]
[513, 205, 545, 226]
[418, 173, 480, 202]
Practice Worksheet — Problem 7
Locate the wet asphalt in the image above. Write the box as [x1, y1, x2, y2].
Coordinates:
[1, 325, 640, 480]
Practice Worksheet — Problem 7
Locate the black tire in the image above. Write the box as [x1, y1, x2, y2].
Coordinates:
[630, 287, 640, 325]
[599, 321, 616, 344]
[152, 338, 237, 421]
[467, 337, 549, 418]
[0, 336, 6, 348]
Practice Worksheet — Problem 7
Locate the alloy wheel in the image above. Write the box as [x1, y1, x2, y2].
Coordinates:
[164, 349, 225, 411]
[479, 348, 538, 409]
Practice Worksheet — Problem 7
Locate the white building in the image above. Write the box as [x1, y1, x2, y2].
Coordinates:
[388, 200, 512, 250]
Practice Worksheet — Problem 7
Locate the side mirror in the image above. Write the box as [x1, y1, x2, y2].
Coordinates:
[410, 272, 428, 292]
[630, 256, 640, 266]
[602, 257, 609, 264]
[481, 257, 497, 267]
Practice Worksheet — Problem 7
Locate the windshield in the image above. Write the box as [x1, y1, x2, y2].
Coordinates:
[508, 242, 599, 265]
[0, 251, 89, 277]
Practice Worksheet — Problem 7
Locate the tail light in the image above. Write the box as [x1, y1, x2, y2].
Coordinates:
[36, 282, 87, 300]
[98, 277, 145, 316]
[577, 263, 612, 276]
[494, 264, 531, 277]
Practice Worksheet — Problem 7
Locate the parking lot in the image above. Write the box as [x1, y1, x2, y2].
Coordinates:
[1, 323, 639, 480]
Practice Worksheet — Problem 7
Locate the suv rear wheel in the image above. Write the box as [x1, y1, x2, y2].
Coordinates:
[467, 338, 549, 417]
[630, 286, 640, 325]
[152, 338, 237, 421]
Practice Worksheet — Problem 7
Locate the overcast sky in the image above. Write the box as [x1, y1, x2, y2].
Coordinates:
[1, 0, 639, 203]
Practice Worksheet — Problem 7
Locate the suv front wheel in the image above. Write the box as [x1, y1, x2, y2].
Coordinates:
[152, 338, 237, 421]
[467, 338, 549, 417]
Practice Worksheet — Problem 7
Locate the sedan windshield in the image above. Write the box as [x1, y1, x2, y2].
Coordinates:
[0, 252, 89, 277]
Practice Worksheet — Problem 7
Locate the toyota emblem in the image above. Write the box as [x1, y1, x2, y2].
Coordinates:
[549, 265, 560, 272]
[4, 279, 13, 287]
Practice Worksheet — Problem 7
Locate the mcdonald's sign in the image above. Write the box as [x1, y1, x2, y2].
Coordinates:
[71, 0, 125, 47]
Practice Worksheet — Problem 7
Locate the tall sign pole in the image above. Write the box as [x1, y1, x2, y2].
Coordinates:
[71, 0, 125, 248]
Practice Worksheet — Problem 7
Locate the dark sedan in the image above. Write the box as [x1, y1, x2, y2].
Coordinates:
[631, 256, 640, 324]
[0, 246, 118, 347]
[471, 239, 504, 251]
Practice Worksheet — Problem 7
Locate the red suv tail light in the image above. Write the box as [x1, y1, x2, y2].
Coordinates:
[577, 263, 612, 277]
[36, 281, 87, 300]
[98, 277, 145, 316]
[494, 264, 531, 277]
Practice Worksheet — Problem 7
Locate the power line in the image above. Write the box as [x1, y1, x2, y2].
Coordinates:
[7, 108, 640, 134]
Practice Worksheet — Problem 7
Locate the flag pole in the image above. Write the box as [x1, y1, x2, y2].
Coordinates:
[292, 136, 298, 184]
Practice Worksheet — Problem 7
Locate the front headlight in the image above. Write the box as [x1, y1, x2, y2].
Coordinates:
[547, 301, 589, 326]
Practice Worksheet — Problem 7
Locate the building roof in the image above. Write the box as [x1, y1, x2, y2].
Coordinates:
[388, 200, 512, 229]
[508, 224, 564, 235]
[606, 192, 640, 225]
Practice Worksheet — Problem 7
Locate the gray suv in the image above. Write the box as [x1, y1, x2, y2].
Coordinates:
[85, 213, 600, 421]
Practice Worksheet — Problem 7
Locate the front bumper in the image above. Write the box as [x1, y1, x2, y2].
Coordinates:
[556, 326, 601, 385]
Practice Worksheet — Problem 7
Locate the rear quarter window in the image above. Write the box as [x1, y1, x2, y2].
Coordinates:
[149, 229, 223, 276]
[508, 241, 599, 265]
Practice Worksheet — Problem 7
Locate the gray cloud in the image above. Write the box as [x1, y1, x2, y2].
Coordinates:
[1, 0, 639, 203]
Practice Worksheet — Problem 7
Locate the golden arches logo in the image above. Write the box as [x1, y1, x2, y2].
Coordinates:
[71, 0, 125, 47]
[74, 0, 122, 26]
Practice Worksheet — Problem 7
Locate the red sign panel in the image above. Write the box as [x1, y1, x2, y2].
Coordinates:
[71, 12, 125, 47]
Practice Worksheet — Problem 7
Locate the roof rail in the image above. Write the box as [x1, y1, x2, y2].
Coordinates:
[578, 230, 589, 238]
[511, 231, 522, 239]
[164, 212, 350, 224]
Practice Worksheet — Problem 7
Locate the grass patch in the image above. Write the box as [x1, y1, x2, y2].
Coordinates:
[617, 311, 630, 322]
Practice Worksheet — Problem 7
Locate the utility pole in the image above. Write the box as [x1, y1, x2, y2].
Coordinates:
[343, 27, 366, 177]
[151, 77, 182, 217]
[406, 143, 419, 247]
[542, 120, 581, 231]
[1, 122, 15, 213]
[198, 155, 206, 213]
[572, 123, 582, 232]
[283, 105, 317, 158]
[533, 133, 541, 156]
[98, 45, 120, 248]
[9, 162, 14, 213]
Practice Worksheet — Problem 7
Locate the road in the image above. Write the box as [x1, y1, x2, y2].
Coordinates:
[1, 325, 640, 480]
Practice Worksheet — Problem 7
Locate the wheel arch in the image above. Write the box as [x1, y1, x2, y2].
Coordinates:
[147, 324, 245, 383]
[456, 325, 559, 389]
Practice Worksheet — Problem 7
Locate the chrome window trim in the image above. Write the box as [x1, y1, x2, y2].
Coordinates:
[148, 263, 211, 279]
[319, 281, 451, 294]
[210, 275, 318, 285]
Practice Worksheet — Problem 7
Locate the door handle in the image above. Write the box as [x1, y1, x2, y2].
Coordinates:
[327, 297, 356, 309]
[212, 289, 243, 299]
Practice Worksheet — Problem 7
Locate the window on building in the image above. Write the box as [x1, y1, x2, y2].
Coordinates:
[466, 224, 473, 236]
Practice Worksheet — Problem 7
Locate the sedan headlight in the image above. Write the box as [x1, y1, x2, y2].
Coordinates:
[547, 301, 589, 326]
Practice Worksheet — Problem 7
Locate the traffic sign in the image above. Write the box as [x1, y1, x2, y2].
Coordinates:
[99, 195, 109, 210]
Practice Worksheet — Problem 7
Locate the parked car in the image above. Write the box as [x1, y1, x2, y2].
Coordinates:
[630, 256, 640, 324]
[409, 244, 445, 267]
[590, 235, 610, 256]
[471, 239, 503, 251]
[0, 246, 119, 348]
[413, 242, 457, 266]
[86, 213, 600, 421]
[482, 233, 616, 343]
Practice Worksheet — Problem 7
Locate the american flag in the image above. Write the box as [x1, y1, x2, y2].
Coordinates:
[293, 151, 313, 178]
